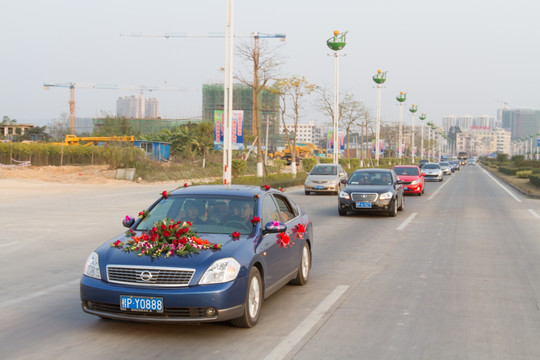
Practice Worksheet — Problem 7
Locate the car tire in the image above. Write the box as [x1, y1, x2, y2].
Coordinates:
[305, 190, 310, 195]
[398, 195, 404, 211]
[422, 187, 425, 194]
[338, 208, 347, 216]
[388, 199, 397, 217]
[231, 267, 263, 328]
[290, 242, 311, 286]
[439, 178, 443, 182]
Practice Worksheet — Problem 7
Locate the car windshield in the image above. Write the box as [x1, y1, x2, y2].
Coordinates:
[394, 167, 419, 176]
[423, 164, 440, 169]
[348, 172, 392, 185]
[135, 195, 256, 234]
[439, 162, 449, 167]
[310, 165, 337, 175]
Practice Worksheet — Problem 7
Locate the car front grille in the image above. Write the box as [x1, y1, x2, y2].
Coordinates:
[107, 265, 195, 287]
[312, 180, 328, 184]
[351, 193, 378, 202]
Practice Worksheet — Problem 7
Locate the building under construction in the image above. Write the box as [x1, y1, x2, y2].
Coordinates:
[202, 83, 282, 146]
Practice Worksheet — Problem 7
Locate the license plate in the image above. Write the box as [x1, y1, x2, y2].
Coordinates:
[315, 185, 324, 189]
[355, 201, 372, 208]
[120, 295, 164, 313]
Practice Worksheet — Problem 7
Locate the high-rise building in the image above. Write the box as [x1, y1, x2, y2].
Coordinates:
[117, 95, 160, 119]
[501, 108, 540, 140]
[145, 98, 160, 119]
[202, 83, 280, 142]
[279, 121, 324, 145]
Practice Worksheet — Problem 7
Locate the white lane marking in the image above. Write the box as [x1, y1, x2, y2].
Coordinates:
[481, 168, 522, 203]
[264, 285, 350, 360]
[397, 212, 418, 231]
[428, 177, 452, 200]
[528, 209, 540, 219]
[0, 279, 79, 309]
[0, 241, 18, 248]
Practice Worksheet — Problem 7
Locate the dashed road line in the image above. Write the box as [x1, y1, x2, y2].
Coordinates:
[528, 209, 540, 219]
[264, 285, 350, 360]
[397, 212, 418, 231]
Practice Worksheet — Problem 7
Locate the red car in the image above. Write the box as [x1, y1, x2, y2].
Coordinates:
[392, 165, 425, 196]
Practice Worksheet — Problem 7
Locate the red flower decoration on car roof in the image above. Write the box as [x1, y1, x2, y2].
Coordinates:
[263, 185, 270, 191]
[161, 191, 170, 199]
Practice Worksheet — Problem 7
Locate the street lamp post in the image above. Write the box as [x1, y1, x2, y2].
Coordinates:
[396, 92, 406, 162]
[372, 70, 387, 166]
[222, 0, 234, 184]
[419, 113, 426, 160]
[409, 104, 418, 164]
[326, 31, 347, 165]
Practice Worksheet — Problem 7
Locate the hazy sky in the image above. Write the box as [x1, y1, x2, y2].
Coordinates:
[1, 0, 539, 128]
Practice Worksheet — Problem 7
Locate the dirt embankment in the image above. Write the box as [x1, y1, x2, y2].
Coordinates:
[0, 165, 122, 184]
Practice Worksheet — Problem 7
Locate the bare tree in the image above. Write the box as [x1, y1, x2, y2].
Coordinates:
[46, 113, 70, 141]
[272, 76, 316, 175]
[235, 39, 283, 177]
[339, 93, 369, 159]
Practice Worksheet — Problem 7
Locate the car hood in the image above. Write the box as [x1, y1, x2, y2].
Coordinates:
[307, 174, 339, 182]
[423, 168, 441, 173]
[343, 184, 394, 193]
[397, 175, 421, 182]
[95, 232, 253, 269]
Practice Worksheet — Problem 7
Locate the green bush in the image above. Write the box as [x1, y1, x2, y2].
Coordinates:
[516, 170, 532, 178]
[319, 157, 333, 164]
[231, 159, 247, 177]
[530, 174, 540, 188]
[270, 159, 286, 174]
[339, 158, 360, 170]
[301, 158, 317, 173]
[517, 166, 532, 172]
[499, 166, 517, 175]
[532, 168, 540, 174]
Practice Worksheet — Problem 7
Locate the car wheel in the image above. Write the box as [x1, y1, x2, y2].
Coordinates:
[338, 208, 347, 216]
[290, 242, 311, 285]
[398, 195, 404, 211]
[439, 178, 443, 182]
[421, 187, 425, 194]
[231, 267, 263, 328]
[388, 199, 397, 217]
[305, 190, 310, 195]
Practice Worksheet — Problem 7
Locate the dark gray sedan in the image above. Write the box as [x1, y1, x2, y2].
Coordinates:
[338, 168, 404, 217]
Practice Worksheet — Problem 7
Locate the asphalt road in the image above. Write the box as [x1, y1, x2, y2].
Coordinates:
[1, 165, 540, 360]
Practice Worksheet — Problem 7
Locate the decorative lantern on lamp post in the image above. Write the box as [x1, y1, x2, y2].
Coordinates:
[396, 92, 407, 162]
[419, 113, 426, 160]
[326, 30, 347, 164]
[372, 70, 387, 165]
[409, 104, 418, 163]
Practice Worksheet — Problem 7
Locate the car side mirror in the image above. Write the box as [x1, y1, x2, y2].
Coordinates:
[340, 179, 347, 184]
[122, 216, 135, 228]
[263, 221, 287, 234]
[421, 173, 426, 177]
[396, 179, 404, 184]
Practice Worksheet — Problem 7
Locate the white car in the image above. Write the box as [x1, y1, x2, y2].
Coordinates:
[422, 163, 443, 181]
[439, 162, 452, 175]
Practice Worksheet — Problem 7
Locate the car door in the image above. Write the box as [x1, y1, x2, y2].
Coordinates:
[257, 193, 290, 289]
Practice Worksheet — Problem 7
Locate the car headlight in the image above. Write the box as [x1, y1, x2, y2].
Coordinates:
[339, 190, 350, 199]
[379, 191, 393, 200]
[410, 179, 420, 185]
[199, 257, 241, 284]
[83, 252, 101, 280]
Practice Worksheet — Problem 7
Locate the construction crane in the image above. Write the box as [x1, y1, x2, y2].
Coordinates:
[121, 32, 286, 135]
[495, 99, 510, 110]
[43, 82, 190, 134]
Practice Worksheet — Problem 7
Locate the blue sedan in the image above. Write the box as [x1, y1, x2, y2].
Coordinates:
[80, 185, 313, 328]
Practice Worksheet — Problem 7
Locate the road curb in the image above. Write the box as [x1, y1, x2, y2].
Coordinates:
[480, 164, 540, 199]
